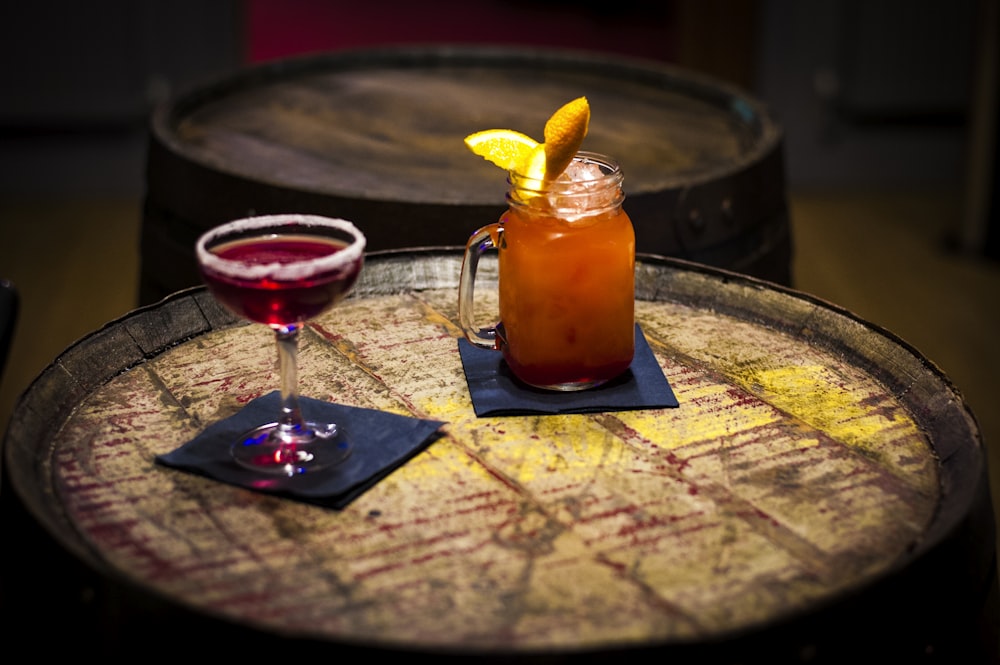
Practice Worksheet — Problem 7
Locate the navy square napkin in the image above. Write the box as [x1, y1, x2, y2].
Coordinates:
[156, 392, 445, 509]
[458, 324, 679, 416]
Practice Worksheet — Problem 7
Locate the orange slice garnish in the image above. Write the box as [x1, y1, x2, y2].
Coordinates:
[464, 129, 539, 171]
[463, 96, 591, 182]
[542, 96, 590, 179]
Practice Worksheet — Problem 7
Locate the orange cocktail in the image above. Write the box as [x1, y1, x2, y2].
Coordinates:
[496, 154, 634, 389]
[458, 97, 636, 390]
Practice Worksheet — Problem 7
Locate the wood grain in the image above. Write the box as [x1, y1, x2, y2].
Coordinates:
[9, 252, 986, 659]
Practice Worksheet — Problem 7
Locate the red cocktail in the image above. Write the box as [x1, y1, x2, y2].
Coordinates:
[196, 214, 366, 476]
[201, 235, 362, 326]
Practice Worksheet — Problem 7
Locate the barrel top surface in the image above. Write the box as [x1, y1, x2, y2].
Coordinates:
[154, 45, 781, 205]
[4, 251, 984, 657]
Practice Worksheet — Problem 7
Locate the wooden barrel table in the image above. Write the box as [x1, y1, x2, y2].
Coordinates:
[2, 250, 996, 662]
[140, 45, 790, 305]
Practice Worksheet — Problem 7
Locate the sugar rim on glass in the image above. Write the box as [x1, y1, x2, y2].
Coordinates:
[196, 214, 366, 282]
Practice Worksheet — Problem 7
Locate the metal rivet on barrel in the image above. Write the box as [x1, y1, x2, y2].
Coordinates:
[688, 208, 705, 234]
[721, 198, 735, 226]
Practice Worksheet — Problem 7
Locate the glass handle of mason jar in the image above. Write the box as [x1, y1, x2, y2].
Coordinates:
[458, 223, 500, 349]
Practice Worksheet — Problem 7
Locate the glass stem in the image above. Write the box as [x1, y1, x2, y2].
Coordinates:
[274, 324, 305, 444]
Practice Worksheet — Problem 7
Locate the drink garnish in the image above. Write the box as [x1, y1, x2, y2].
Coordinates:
[542, 96, 590, 178]
[463, 97, 590, 182]
[464, 129, 539, 171]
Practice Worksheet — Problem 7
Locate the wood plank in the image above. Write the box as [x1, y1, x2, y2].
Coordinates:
[5, 252, 992, 660]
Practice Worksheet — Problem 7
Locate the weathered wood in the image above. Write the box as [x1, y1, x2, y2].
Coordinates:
[140, 45, 791, 304]
[3, 251, 995, 662]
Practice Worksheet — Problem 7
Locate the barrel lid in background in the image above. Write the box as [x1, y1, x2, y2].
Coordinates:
[142, 44, 790, 304]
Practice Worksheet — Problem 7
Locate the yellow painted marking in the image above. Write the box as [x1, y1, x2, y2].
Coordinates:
[619, 381, 782, 451]
[733, 364, 923, 456]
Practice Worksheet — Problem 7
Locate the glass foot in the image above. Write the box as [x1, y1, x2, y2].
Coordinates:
[231, 421, 351, 476]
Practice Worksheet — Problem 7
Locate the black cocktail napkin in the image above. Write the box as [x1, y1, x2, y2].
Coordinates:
[155, 392, 445, 509]
[458, 324, 679, 417]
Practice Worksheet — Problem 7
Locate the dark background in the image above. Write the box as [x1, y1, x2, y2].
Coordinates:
[0, 1, 989, 200]
[0, 1, 997, 657]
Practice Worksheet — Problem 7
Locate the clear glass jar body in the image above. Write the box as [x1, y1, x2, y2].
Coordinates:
[460, 152, 636, 391]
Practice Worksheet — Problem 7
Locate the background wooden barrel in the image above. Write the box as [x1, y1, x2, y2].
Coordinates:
[3, 250, 995, 662]
[140, 45, 790, 305]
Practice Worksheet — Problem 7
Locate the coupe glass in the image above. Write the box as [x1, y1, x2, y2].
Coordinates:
[195, 214, 366, 476]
